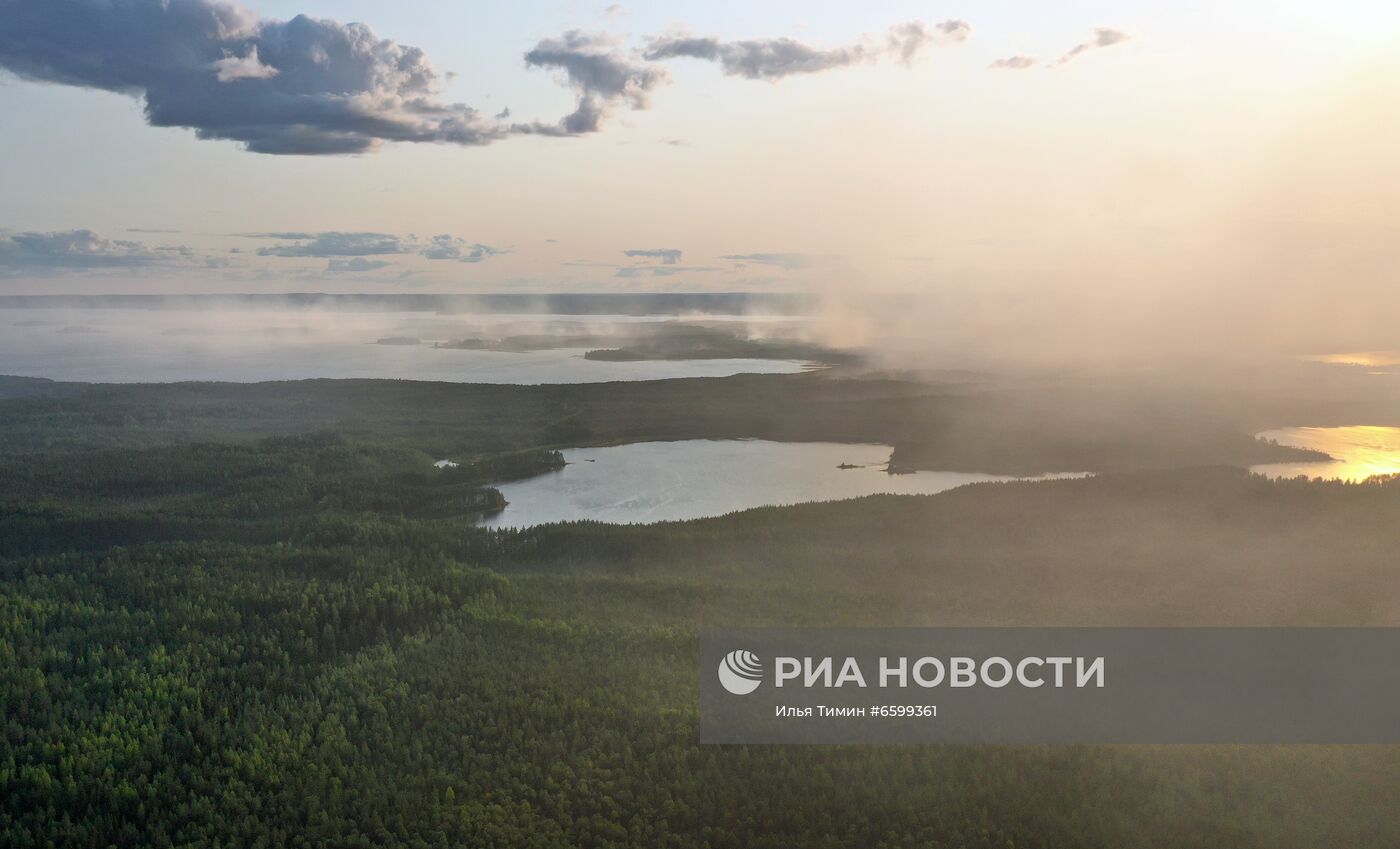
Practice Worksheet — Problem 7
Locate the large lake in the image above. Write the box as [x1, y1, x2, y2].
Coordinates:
[1252, 426, 1400, 481]
[0, 308, 810, 384]
[477, 440, 1081, 527]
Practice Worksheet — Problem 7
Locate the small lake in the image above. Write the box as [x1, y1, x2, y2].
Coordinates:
[1252, 426, 1400, 482]
[477, 440, 1081, 527]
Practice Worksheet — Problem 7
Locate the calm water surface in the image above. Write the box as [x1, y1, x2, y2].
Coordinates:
[1304, 351, 1400, 368]
[1252, 426, 1400, 481]
[0, 308, 811, 384]
[478, 440, 1082, 527]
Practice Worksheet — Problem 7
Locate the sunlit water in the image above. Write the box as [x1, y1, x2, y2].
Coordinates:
[0, 308, 811, 384]
[1305, 351, 1400, 368]
[1252, 426, 1400, 481]
[477, 440, 1083, 527]
[1299, 351, 1400, 376]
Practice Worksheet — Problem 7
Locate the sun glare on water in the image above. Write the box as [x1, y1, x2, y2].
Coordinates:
[1253, 426, 1400, 482]
[1308, 351, 1400, 368]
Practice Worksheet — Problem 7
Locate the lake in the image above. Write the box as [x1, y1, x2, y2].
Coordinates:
[1252, 426, 1400, 482]
[476, 440, 1082, 527]
[0, 308, 811, 384]
[1304, 351, 1400, 369]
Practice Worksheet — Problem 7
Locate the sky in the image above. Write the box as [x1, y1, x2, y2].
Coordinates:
[1, 0, 1398, 315]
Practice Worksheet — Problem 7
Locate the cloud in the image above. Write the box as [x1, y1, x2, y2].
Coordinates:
[886, 20, 971, 64]
[643, 19, 963, 80]
[643, 34, 857, 79]
[624, 248, 682, 264]
[209, 44, 277, 82]
[989, 55, 1038, 70]
[0, 0, 509, 154]
[326, 258, 392, 273]
[1055, 28, 1131, 66]
[720, 252, 814, 270]
[886, 22, 931, 65]
[420, 235, 504, 263]
[603, 4, 626, 19]
[239, 231, 502, 262]
[256, 232, 405, 257]
[614, 264, 719, 278]
[517, 30, 667, 135]
[0, 229, 187, 274]
[932, 20, 974, 45]
[0, 5, 982, 152]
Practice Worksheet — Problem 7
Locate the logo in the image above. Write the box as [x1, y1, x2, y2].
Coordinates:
[717, 649, 764, 695]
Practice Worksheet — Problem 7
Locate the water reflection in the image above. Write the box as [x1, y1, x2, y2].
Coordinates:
[0, 308, 811, 384]
[1307, 351, 1400, 368]
[479, 440, 1082, 527]
[1252, 426, 1400, 481]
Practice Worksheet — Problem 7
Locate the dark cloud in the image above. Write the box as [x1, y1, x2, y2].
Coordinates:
[1, 4, 985, 152]
[643, 19, 961, 80]
[517, 31, 666, 135]
[0, 0, 509, 154]
[126, 227, 182, 233]
[238, 231, 317, 240]
[420, 235, 504, 263]
[0, 229, 189, 274]
[624, 248, 682, 264]
[256, 232, 405, 257]
[989, 56, 1038, 70]
[1055, 28, 1131, 66]
[720, 252, 813, 270]
[326, 258, 392, 273]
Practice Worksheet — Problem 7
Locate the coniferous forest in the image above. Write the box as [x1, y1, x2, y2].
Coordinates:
[3, 373, 1400, 847]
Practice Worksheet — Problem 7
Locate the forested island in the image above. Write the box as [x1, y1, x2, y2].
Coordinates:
[2, 371, 1397, 847]
[425, 322, 851, 364]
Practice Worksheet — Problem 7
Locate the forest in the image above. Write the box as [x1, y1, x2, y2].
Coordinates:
[4, 372, 1400, 847]
[0, 370, 1331, 473]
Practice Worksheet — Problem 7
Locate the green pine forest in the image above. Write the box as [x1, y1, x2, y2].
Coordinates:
[3, 372, 1400, 848]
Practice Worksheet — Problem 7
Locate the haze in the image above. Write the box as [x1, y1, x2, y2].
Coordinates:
[2, 0, 1398, 366]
